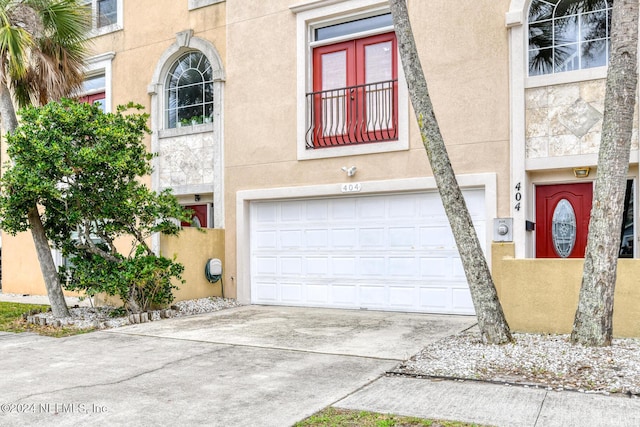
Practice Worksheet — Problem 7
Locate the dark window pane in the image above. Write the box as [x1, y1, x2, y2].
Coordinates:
[528, 0, 612, 76]
[581, 10, 607, 41]
[581, 39, 607, 68]
[315, 14, 392, 41]
[178, 69, 204, 86]
[529, 47, 554, 75]
[555, 16, 579, 44]
[619, 180, 634, 258]
[529, 0, 556, 22]
[97, 0, 117, 28]
[529, 21, 553, 49]
[554, 42, 578, 72]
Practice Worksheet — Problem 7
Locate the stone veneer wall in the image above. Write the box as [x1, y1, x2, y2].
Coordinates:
[525, 79, 639, 159]
[157, 127, 215, 189]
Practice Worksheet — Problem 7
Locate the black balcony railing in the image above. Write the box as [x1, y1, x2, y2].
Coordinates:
[305, 79, 398, 149]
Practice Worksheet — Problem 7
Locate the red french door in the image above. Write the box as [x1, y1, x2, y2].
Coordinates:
[536, 183, 593, 258]
[311, 32, 397, 147]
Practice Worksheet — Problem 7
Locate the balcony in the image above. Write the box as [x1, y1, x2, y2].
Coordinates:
[305, 79, 398, 149]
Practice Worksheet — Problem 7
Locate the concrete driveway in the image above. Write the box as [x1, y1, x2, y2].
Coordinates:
[0, 305, 475, 426]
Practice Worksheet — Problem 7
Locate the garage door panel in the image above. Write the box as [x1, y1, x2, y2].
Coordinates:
[280, 230, 302, 248]
[389, 286, 417, 307]
[280, 201, 303, 221]
[307, 257, 329, 275]
[307, 284, 329, 304]
[418, 287, 450, 311]
[332, 257, 357, 275]
[255, 257, 277, 275]
[420, 257, 450, 278]
[331, 228, 357, 247]
[331, 284, 358, 305]
[419, 226, 454, 248]
[360, 228, 385, 247]
[389, 227, 417, 248]
[255, 282, 278, 301]
[305, 229, 329, 247]
[256, 203, 277, 223]
[359, 198, 386, 218]
[388, 257, 418, 277]
[390, 195, 417, 218]
[360, 285, 386, 306]
[281, 283, 303, 302]
[255, 230, 277, 249]
[280, 257, 302, 275]
[250, 190, 484, 315]
[360, 257, 386, 275]
[332, 199, 357, 219]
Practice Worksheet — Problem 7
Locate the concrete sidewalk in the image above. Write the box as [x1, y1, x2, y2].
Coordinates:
[336, 375, 640, 427]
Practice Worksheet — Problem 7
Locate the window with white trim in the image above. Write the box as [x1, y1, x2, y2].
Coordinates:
[528, 0, 613, 76]
[293, 1, 408, 160]
[307, 13, 398, 149]
[78, 73, 106, 112]
[82, 0, 122, 35]
[165, 51, 214, 129]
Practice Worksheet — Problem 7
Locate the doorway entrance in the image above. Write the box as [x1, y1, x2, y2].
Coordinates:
[535, 183, 592, 258]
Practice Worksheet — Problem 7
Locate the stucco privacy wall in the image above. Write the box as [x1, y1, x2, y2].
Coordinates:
[224, 0, 513, 298]
[1, 232, 78, 297]
[526, 80, 640, 159]
[493, 243, 640, 337]
[160, 228, 225, 301]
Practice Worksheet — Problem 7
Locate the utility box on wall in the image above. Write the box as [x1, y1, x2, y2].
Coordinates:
[493, 218, 513, 242]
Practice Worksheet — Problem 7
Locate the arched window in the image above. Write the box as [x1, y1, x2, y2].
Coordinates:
[528, 0, 613, 76]
[165, 51, 214, 128]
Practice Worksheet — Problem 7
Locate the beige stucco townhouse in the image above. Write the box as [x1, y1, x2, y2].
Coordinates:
[3, 0, 640, 336]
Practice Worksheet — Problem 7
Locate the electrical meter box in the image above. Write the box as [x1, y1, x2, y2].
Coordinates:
[493, 218, 513, 242]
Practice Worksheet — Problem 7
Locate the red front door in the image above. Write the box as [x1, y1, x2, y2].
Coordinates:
[181, 204, 208, 228]
[536, 183, 593, 258]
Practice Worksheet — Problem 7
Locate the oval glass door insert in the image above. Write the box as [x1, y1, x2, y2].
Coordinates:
[552, 199, 577, 258]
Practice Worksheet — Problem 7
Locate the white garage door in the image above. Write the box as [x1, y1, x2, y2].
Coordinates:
[250, 190, 486, 314]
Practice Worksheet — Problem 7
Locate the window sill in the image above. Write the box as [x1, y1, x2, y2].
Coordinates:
[158, 122, 214, 139]
[298, 139, 408, 160]
[525, 66, 607, 88]
[189, 0, 224, 11]
[88, 24, 123, 38]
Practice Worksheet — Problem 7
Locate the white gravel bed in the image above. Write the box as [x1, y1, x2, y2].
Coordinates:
[30, 297, 241, 330]
[393, 331, 640, 396]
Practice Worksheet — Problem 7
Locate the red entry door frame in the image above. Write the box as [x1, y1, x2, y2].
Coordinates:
[536, 183, 593, 258]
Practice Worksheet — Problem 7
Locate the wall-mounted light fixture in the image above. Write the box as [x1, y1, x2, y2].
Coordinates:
[573, 167, 590, 178]
[341, 166, 357, 177]
[194, 194, 201, 202]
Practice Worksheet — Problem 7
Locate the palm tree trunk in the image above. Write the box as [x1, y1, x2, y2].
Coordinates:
[27, 207, 70, 317]
[390, 0, 511, 344]
[571, 0, 638, 346]
[0, 83, 70, 318]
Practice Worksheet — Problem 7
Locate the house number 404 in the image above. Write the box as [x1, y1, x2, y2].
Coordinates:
[514, 182, 522, 211]
[341, 183, 362, 193]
